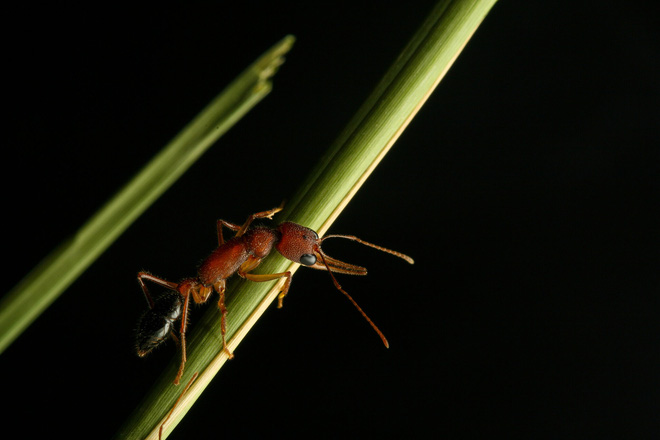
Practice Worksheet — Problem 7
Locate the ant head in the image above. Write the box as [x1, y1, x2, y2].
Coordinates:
[276, 222, 320, 266]
[275, 222, 414, 349]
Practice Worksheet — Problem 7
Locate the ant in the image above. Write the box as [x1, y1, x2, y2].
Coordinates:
[135, 204, 414, 385]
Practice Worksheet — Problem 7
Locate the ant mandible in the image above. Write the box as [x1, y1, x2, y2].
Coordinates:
[135, 204, 414, 384]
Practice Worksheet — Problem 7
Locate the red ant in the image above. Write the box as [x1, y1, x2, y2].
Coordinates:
[135, 205, 414, 384]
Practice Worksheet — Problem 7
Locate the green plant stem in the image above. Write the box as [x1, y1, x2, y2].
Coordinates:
[0, 35, 295, 355]
[117, 1, 498, 439]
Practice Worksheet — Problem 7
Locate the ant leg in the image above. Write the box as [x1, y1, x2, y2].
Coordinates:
[216, 219, 241, 246]
[159, 371, 199, 440]
[241, 271, 293, 309]
[173, 288, 192, 385]
[238, 256, 293, 308]
[137, 272, 179, 309]
[235, 203, 285, 237]
[213, 280, 234, 359]
[216, 204, 284, 244]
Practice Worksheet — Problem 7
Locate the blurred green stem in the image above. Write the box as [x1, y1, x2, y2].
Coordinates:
[0, 35, 295, 355]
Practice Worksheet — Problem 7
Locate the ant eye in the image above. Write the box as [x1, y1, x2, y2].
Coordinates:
[299, 253, 317, 266]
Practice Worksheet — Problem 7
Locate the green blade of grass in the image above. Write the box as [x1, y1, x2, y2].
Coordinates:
[117, 1, 498, 438]
[0, 35, 295, 355]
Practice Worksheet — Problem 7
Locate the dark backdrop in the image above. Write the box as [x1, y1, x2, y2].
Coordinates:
[2, 2, 658, 438]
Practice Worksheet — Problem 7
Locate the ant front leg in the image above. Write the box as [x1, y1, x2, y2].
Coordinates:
[238, 257, 293, 308]
[243, 271, 293, 308]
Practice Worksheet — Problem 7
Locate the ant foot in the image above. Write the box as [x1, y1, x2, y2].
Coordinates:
[264, 210, 282, 220]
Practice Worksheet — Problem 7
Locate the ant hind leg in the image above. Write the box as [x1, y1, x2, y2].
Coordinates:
[214, 280, 235, 359]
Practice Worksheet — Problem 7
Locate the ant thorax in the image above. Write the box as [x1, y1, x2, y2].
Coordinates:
[242, 226, 279, 259]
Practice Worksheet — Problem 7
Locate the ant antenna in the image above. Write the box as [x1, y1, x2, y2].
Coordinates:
[321, 235, 415, 265]
[316, 249, 391, 348]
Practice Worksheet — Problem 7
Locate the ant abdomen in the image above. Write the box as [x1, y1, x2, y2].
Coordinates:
[136, 291, 183, 357]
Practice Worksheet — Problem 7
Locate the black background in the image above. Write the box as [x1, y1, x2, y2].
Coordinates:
[2, 2, 658, 438]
